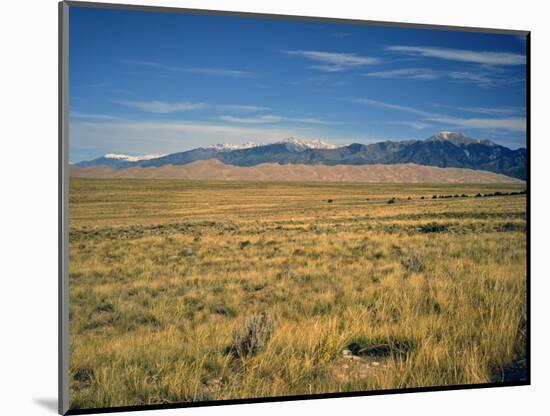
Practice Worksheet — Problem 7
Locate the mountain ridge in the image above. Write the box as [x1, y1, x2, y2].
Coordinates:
[75, 132, 527, 180]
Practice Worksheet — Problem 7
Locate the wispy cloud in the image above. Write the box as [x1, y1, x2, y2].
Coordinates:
[220, 114, 334, 125]
[117, 59, 254, 78]
[363, 68, 523, 88]
[365, 68, 442, 80]
[345, 97, 434, 117]
[218, 105, 271, 113]
[289, 117, 334, 125]
[346, 97, 526, 132]
[116, 100, 207, 113]
[434, 104, 524, 116]
[70, 111, 119, 120]
[186, 68, 253, 77]
[425, 115, 526, 132]
[220, 115, 282, 124]
[390, 121, 433, 130]
[364, 67, 519, 88]
[386, 46, 525, 66]
[283, 50, 381, 72]
[115, 99, 272, 114]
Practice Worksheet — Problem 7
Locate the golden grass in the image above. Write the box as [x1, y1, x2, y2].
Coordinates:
[68, 179, 527, 410]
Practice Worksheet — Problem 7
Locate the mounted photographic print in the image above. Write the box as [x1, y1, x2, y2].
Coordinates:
[59, 1, 530, 414]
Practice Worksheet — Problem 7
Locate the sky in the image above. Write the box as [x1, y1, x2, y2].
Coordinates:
[69, 6, 527, 162]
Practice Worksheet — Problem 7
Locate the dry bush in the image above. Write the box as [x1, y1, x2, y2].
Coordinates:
[227, 312, 274, 358]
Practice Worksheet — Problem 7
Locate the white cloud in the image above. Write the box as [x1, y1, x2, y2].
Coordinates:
[365, 68, 442, 80]
[220, 114, 334, 125]
[116, 99, 272, 114]
[390, 121, 433, 130]
[426, 115, 526, 132]
[218, 105, 271, 112]
[186, 68, 253, 77]
[345, 97, 435, 117]
[386, 46, 525, 66]
[289, 117, 334, 125]
[283, 50, 380, 72]
[70, 112, 119, 120]
[446, 71, 497, 87]
[364, 67, 514, 88]
[117, 59, 254, 78]
[220, 115, 283, 124]
[116, 100, 207, 113]
[434, 104, 524, 116]
[346, 97, 526, 132]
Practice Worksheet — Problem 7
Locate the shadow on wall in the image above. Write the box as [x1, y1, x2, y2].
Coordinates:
[34, 398, 58, 413]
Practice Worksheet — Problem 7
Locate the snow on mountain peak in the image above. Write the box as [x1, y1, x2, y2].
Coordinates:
[438, 131, 462, 139]
[104, 153, 164, 162]
[277, 137, 343, 150]
[207, 138, 343, 152]
[426, 131, 495, 146]
[207, 141, 260, 152]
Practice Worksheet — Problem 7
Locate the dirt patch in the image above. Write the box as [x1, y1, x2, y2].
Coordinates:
[332, 349, 388, 382]
[347, 340, 413, 358]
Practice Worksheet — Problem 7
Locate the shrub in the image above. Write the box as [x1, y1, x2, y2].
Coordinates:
[387, 198, 396, 204]
[73, 367, 94, 385]
[401, 253, 425, 273]
[94, 301, 114, 313]
[327, 199, 333, 203]
[210, 303, 237, 317]
[227, 312, 274, 358]
[419, 222, 448, 233]
[239, 240, 251, 249]
[497, 222, 526, 232]
[178, 247, 194, 257]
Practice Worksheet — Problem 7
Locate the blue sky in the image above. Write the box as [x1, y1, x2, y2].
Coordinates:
[69, 6, 527, 162]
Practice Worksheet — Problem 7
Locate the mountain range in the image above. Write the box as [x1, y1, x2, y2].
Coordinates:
[74, 132, 527, 180]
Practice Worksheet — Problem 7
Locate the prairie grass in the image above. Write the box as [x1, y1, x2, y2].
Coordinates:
[68, 179, 527, 409]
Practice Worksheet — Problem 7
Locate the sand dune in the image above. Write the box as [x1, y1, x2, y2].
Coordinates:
[70, 159, 523, 184]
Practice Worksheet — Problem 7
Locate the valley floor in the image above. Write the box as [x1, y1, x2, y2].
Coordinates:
[68, 179, 527, 409]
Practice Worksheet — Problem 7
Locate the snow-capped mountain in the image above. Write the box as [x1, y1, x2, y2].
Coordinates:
[104, 153, 165, 162]
[75, 132, 526, 180]
[275, 137, 344, 150]
[207, 142, 260, 152]
[425, 131, 495, 146]
[207, 138, 343, 152]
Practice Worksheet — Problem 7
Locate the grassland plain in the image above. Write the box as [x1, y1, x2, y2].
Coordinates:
[68, 178, 527, 410]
